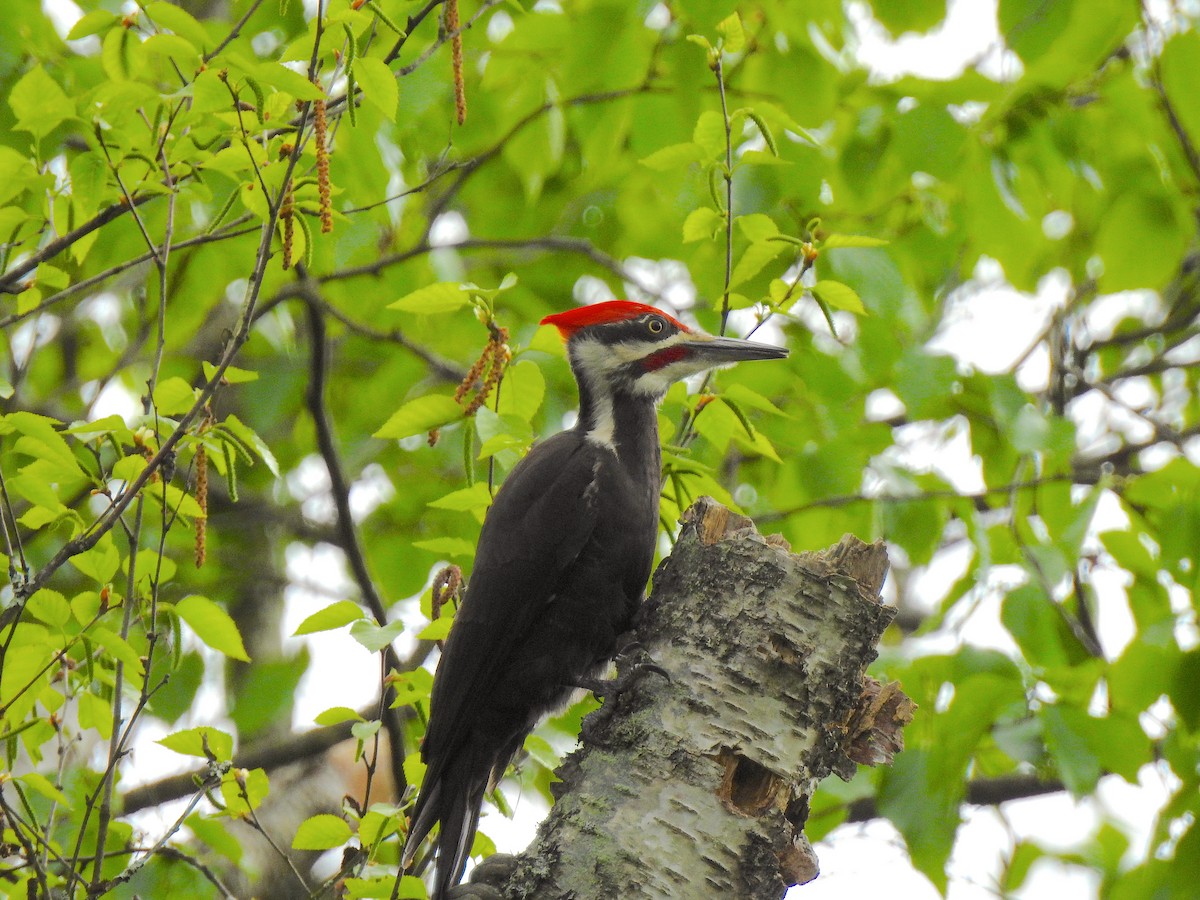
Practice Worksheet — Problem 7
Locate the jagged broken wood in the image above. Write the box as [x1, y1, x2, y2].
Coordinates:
[452, 496, 913, 899]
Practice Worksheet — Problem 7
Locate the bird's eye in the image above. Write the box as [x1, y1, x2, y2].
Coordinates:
[647, 318, 664, 334]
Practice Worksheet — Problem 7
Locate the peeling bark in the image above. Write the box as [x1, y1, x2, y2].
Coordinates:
[460, 497, 913, 900]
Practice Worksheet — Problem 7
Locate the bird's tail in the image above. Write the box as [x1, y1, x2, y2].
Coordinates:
[402, 746, 490, 899]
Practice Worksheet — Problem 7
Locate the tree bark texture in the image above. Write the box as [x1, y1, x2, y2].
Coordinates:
[466, 497, 913, 900]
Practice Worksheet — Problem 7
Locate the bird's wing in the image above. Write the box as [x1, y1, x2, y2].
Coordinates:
[421, 430, 601, 763]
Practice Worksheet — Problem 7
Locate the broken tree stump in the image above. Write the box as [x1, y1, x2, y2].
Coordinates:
[458, 497, 914, 900]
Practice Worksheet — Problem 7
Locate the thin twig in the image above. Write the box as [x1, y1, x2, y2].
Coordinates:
[254, 281, 462, 382]
[756, 472, 1091, 523]
[204, 0, 267, 63]
[0, 196, 156, 295]
[715, 56, 734, 336]
[0, 217, 256, 331]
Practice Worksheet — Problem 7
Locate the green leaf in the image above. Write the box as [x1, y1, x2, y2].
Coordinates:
[1095, 192, 1188, 291]
[112, 453, 147, 482]
[26, 589, 71, 628]
[523, 733, 559, 769]
[349, 618, 407, 653]
[202, 362, 258, 383]
[736, 213, 779, 242]
[91, 626, 145, 675]
[495, 360, 545, 422]
[822, 233, 889, 249]
[413, 537, 475, 558]
[417, 617, 454, 641]
[67, 9, 118, 40]
[16, 772, 69, 807]
[148, 651, 204, 725]
[157, 726, 234, 761]
[145, 2, 210, 50]
[187, 815, 243, 864]
[9, 66, 73, 137]
[640, 142, 706, 171]
[293, 600, 365, 635]
[358, 807, 402, 848]
[350, 720, 383, 751]
[721, 383, 789, 417]
[730, 244, 785, 288]
[428, 483, 493, 514]
[78, 690, 113, 739]
[0, 645, 52, 721]
[390, 669, 434, 708]
[346, 874, 424, 898]
[1171, 650, 1200, 731]
[738, 150, 791, 167]
[1041, 705, 1101, 796]
[63, 414, 134, 443]
[811, 280, 866, 314]
[5, 411, 83, 476]
[716, 12, 745, 53]
[879, 668, 1023, 890]
[1161, 33, 1200, 143]
[157, 483, 205, 519]
[388, 282, 470, 314]
[682, 207, 722, 243]
[73, 533, 121, 585]
[220, 766, 269, 815]
[693, 111, 727, 158]
[101, 25, 145, 81]
[253, 61, 325, 101]
[293, 814, 352, 850]
[143, 33, 199, 61]
[222, 414, 281, 477]
[871, 0, 946, 34]
[354, 57, 398, 122]
[175, 595, 251, 662]
[153, 377, 197, 416]
[314, 706, 364, 726]
[1003, 841, 1045, 892]
[1000, 585, 1086, 670]
[374, 395, 463, 440]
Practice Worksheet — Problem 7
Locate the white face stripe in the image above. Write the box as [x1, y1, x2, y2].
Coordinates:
[569, 329, 720, 444]
[571, 339, 618, 448]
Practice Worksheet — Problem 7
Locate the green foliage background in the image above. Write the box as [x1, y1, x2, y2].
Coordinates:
[0, 0, 1198, 897]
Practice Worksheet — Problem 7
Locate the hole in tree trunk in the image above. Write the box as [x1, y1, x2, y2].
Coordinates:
[719, 751, 780, 816]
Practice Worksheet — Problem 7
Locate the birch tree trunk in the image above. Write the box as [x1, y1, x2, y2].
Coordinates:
[456, 497, 914, 900]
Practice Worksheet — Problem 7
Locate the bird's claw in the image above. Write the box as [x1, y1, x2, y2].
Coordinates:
[573, 656, 670, 701]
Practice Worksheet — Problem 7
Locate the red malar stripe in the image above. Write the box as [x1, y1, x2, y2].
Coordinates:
[641, 344, 689, 371]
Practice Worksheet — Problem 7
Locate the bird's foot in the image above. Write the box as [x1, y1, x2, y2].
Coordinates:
[573, 648, 670, 701]
[445, 853, 516, 898]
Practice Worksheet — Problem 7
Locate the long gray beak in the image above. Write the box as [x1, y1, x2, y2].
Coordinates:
[687, 334, 789, 363]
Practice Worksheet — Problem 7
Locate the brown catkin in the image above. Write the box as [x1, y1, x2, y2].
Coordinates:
[463, 330, 509, 416]
[194, 445, 208, 568]
[280, 182, 295, 269]
[447, 0, 466, 125]
[454, 348, 490, 404]
[430, 565, 463, 647]
[314, 89, 333, 234]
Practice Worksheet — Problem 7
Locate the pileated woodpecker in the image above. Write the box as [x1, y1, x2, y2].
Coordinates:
[402, 300, 788, 896]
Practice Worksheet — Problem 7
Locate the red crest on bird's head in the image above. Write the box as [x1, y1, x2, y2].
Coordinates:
[541, 301, 689, 340]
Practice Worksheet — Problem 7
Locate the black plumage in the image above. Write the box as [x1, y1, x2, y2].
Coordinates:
[402, 301, 787, 897]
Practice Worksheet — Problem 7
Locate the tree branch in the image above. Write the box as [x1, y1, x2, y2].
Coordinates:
[843, 773, 1066, 823]
[301, 279, 410, 800]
